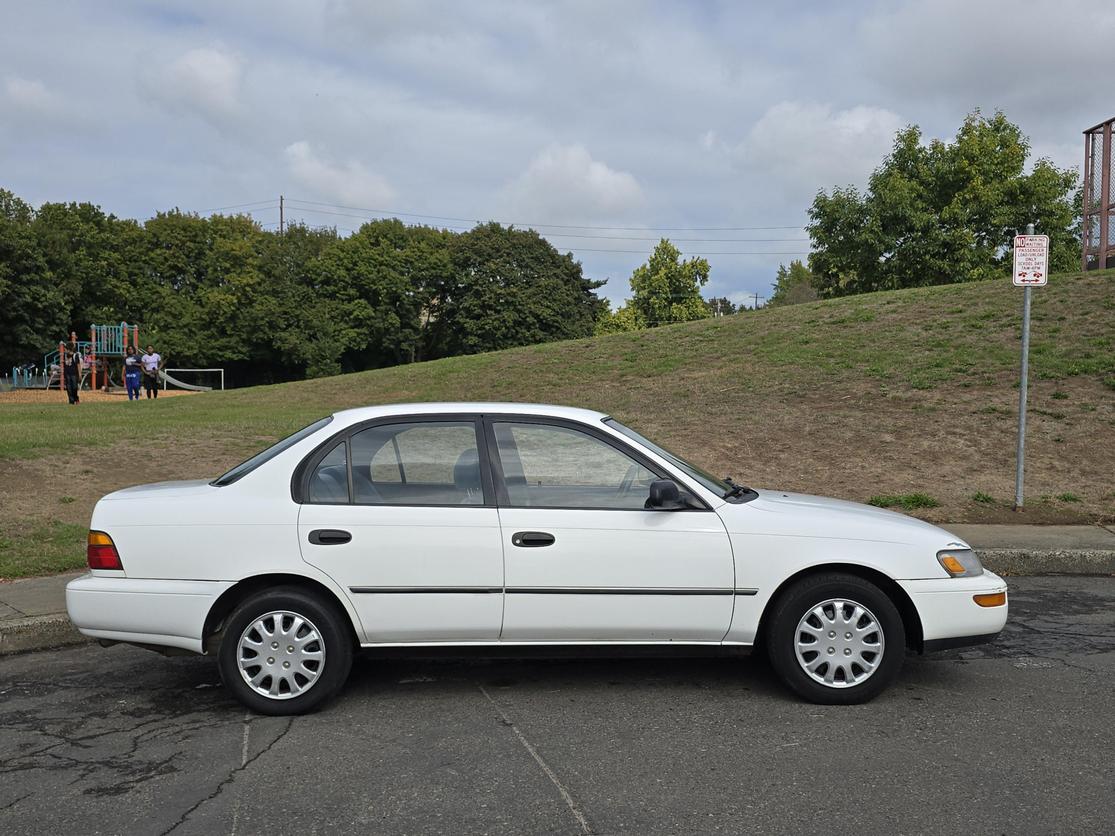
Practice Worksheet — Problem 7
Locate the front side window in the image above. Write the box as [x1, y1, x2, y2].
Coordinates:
[492, 422, 661, 510]
[603, 418, 732, 498]
[350, 421, 484, 506]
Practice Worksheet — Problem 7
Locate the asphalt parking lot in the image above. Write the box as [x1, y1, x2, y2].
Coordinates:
[2, 576, 1113, 835]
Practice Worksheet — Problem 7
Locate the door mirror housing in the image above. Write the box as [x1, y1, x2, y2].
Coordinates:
[646, 479, 686, 510]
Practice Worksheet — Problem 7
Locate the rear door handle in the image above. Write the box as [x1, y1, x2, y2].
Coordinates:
[308, 529, 351, 546]
[512, 531, 555, 548]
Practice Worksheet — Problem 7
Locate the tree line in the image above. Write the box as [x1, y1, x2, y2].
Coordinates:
[0, 186, 740, 385]
[0, 195, 616, 385]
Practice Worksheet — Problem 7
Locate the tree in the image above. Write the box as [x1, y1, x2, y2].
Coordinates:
[706, 296, 737, 316]
[438, 223, 604, 356]
[629, 239, 711, 325]
[0, 190, 63, 369]
[808, 111, 1079, 297]
[594, 302, 644, 334]
[768, 260, 818, 307]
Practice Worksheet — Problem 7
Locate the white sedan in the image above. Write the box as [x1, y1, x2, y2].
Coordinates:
[67, 402, 1007, 714]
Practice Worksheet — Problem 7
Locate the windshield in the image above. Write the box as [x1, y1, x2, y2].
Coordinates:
[212, 416, 333, 486]
[603, 418, 733, 497]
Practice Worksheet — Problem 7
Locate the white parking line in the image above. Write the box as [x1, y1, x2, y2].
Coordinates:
[478, 684, 592, 834]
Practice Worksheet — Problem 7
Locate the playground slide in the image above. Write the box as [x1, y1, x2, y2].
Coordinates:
[158, 370, 212, 392]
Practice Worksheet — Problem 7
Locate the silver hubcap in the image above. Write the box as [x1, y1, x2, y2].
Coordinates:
[794, 598, 884, 688]
[237, 610, 325, 700]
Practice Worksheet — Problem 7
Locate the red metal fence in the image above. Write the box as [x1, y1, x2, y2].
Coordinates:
[1082, 117, 1115, 270]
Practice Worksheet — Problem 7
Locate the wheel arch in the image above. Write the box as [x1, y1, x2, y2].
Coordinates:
[755, 563, 924, 652]
[203, 573, 360, 654]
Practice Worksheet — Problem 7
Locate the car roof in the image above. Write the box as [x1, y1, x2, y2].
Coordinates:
[330, 402, 609, 425]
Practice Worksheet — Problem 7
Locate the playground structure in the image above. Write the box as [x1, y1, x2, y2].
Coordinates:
[10, 322, 224, 393]
[40, 322, 139, 391]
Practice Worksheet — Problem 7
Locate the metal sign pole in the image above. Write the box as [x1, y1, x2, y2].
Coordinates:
[1013, 222, 1035, 511]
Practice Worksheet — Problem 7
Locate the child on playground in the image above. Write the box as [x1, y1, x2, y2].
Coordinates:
[141, 344, 162, 399]
[124, 345, 142, 401]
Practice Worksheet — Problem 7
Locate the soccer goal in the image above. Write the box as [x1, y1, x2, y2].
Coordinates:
[160, 368, 225, 392]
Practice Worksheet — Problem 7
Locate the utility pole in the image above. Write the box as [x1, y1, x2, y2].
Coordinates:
[279, 194, 284, 234]
[751, 292, 764, 309]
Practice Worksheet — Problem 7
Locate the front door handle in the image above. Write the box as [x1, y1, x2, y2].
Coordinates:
[512, 531, 555, 548]
[308, 529, 351, 546]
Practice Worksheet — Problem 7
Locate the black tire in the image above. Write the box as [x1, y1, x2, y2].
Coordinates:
[765, 573, 905, 705]
[218, 586, 354, 715]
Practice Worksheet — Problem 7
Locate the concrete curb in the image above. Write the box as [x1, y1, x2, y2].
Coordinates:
[0, 614, 90, 656]
[978, 549, 1115, 577]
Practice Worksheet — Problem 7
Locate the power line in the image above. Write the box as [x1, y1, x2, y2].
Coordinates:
[284, 204, 807, 243]
[199, 199, 279, 214]
[280, 205, 811, 250]
[563, 247, 808, 255]
[284, 196, 805, 232]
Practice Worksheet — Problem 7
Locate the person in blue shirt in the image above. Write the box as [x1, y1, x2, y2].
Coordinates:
[123, 345, 142, 401]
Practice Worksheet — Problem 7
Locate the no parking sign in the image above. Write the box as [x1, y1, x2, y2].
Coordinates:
[1013, 235, 1049, 286]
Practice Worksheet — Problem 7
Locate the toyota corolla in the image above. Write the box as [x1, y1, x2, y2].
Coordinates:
[67, 403, 1008, 714]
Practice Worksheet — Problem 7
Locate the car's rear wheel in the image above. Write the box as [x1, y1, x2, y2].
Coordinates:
[218, 587, 353, 715]
[766, 573, 905, 704]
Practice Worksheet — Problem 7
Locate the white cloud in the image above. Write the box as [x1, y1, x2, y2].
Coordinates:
[738, 101, 906, 195]
[3, 77, 61, 114]
[144, 46, 243, 123]
[284, 140, 396, 207]
[501, 144, 644, 222]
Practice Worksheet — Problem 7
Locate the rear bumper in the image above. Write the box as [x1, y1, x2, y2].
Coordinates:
[65, 574, 232, 654]
[899, 570, 1008, 649]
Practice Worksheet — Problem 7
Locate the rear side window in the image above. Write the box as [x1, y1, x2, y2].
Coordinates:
[308, 441, 349, 503]
[213, 416, 333, 486]
[345, 421, 485, 506]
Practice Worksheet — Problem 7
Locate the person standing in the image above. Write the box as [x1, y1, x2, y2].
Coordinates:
[62, 336, 82, 405]
[141, 344, 162, 399]
[124, 345, 142, 401]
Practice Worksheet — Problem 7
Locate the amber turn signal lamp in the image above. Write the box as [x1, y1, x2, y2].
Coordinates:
[87, 530, 123, 571]
[973, 592, 1006, 608]
[940, 555, 967, 576]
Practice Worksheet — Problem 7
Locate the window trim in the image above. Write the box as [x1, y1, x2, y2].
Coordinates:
[291, 414, 495, 507]
[482, 415, 711, 512]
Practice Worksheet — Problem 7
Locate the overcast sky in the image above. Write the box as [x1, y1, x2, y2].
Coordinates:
[1, 1, 1110, 305]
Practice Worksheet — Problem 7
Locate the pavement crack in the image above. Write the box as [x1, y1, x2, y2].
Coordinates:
[158, 715, 294, 835]
[478, 683, 593, 835]
[0, 792, 31, 811]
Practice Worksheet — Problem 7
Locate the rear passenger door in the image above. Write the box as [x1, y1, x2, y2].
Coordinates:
[297, 416, 505, 643]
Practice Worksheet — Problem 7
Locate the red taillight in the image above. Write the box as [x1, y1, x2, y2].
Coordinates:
[87, 531, 123, 570]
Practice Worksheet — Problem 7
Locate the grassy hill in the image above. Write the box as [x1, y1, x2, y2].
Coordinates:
[2, 268, 1113, 577]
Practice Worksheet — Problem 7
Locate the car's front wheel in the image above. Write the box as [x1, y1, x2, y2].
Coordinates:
[218, 587, 353, 715]
[766, 573, 905, 704]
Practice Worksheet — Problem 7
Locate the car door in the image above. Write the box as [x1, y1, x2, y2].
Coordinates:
[488, 417, 735, 642]
[298, 416, 504, 643]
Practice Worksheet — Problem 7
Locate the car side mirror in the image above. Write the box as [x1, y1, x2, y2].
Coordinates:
[646, 479, 686, 510]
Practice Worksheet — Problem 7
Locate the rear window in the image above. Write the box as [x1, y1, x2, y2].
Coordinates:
[212, 416, 333, 486]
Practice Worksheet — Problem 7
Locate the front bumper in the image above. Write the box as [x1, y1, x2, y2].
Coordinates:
[66, 573, 232, 654]
[898, 570, 1008, 651]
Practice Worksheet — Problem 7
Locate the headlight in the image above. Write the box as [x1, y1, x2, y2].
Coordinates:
[937, 547, 983, 578]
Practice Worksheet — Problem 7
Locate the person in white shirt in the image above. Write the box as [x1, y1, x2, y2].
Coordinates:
[140, 344, 162, 399]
